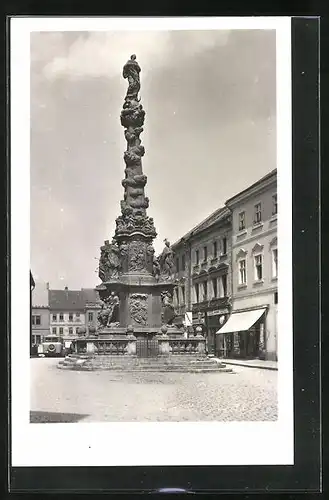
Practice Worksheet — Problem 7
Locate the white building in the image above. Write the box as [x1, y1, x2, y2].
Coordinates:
[217, 169, 278, 361]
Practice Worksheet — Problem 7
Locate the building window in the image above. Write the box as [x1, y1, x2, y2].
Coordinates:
[212, 278, 218, 298]
[88, 312, 93, 322]
[213, 241, 217, 258]
[222, 237, 227, 255]
[238, 259, 247, 285]
[52, 327, 57, 335]
[239, 211, 246, 231]
[52, 314, 57, 322]
[32, 315, 41, 325]
[176, 257, 179, 273]
[254, 203, 262, 224]
[182, 254, 186, 270]
[76, 313, 80, 321]
[194, 283, 199, 303]
[59, 313, 64, 321]
[195, 250, 199, 265]
[69, 327, 73, 335]
[181, 285, 185, 304]
[69, 313, 73, 322]
[272, 248, 278, 278]
[59, 327, 63, 336]
[203, 246, 208, 261]
[222, 274, 227, 296]
[272, 194, 277, 215]
[274, 291, 278, 304]
[202, 281, 208, 301]
[254, 254, 263, 281]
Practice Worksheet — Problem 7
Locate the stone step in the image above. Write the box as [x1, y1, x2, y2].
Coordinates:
[57, 365, 232, 373]
[57, 354, 231, 373]
[57, 361, 232, 373]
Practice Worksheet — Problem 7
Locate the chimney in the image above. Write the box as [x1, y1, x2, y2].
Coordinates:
[46, 282, 49, 289]
[65, 286, 68, 291]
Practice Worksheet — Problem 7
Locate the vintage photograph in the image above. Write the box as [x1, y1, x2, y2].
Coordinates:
[29, 28, 279, 424]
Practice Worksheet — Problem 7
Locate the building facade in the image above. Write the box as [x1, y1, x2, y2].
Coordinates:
[30, 271, 35, 354]
[219, 169, 278, 360]
[172, 207, 232, 354]
[82, 288, 102, 334]
[48, 287, 101, 341]
[31, 281, 50, 345]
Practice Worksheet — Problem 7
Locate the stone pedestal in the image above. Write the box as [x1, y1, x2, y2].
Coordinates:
[158, 334, 170, 356]
[195, 326, 206, 357]
[86, 341, 96, 353]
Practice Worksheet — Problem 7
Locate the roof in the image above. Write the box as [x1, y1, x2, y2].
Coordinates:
[48, 288, 100, 311]
[32, 282, 49, 308]
[172, 206, 229, 249]
[225, 169, 277, 206]
[81, 288, 101, 304]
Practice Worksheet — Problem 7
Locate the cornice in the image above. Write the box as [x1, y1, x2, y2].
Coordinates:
[226, 171, 277, 209]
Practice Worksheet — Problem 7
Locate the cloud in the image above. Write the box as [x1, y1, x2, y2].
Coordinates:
[35, 30, 231, 81]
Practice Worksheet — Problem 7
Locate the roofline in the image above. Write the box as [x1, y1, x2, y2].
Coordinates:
[225, 169, 277, 207]
[172, 206, 229, 248]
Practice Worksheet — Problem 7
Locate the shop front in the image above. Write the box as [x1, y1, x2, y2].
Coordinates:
[192, 299, 231, 355]
[216, 307, 267, 360]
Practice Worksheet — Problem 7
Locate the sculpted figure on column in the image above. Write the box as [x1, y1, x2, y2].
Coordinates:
[159, 239, 175, 279]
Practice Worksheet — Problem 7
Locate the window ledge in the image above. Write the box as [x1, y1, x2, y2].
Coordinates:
[237, 283, 247, 290]
[237, 229, 247, 237]
[253, 279, 264, 286]
[271, 276, 278, 282]
[270, 214, 277, 222]
[220, 253, 228, 259]
[252, 222, 263, 230]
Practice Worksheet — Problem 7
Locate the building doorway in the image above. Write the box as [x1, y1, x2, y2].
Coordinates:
[238, 326, 260, 359]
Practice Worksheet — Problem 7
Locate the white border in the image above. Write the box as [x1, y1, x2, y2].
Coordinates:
[11, 17, 293, 467]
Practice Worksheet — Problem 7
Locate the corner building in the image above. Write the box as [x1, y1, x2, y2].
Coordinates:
[219, 169, 278, 361]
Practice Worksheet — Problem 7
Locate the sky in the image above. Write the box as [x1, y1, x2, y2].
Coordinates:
[30, 29, 276, 289]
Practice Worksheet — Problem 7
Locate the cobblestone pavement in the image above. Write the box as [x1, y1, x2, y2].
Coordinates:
[30, 358, 278, 423]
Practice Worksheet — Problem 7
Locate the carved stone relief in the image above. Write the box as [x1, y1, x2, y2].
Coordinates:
[129, 240, 146, 272]
[129, 293, 148, 325]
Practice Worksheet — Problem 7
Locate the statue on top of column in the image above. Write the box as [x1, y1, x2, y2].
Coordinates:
[122, 54, 141, 102]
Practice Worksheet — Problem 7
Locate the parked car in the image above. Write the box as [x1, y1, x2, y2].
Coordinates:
[38, 335, 65, 357]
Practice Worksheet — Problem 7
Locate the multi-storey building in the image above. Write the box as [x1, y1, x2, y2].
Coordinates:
[48, 287, 101, 341]
[30, 271, 35, 354]
[31, 281, 50, 345]
[218, 169, 278, 361]
[172, 207, 232, 354]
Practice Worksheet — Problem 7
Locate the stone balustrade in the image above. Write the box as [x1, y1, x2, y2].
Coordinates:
[74, 325, 206, 358]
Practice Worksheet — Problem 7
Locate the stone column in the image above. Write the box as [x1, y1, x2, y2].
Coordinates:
[86, 341, 96, 354]
[158, 325, 170, 356]
[126, 325, 137, 356]
[195, 326, 206, 356]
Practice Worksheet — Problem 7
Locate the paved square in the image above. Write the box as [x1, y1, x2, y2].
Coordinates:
[30, 358, 278, 422]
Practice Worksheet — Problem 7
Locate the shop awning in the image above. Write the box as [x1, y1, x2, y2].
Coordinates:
[216, 308, 266, 334]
